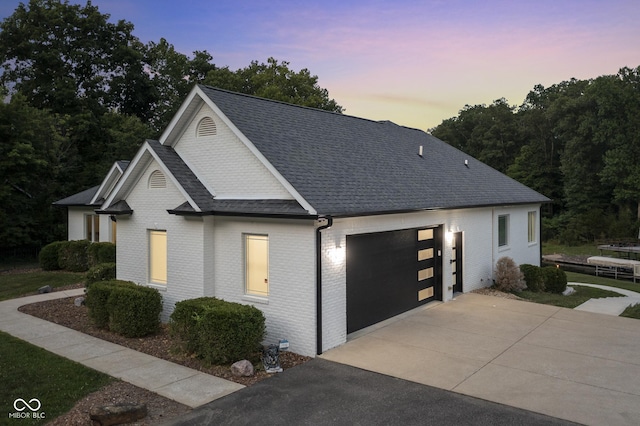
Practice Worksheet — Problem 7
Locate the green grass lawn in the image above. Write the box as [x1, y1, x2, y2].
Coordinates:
[565, 271, 640, 292]
[0, 271, 84, 301]
[0, 331, 112, 425]
[516, 285, 624, 308]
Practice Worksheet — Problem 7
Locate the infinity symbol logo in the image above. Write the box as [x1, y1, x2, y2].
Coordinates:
[13, 398, 41, 412]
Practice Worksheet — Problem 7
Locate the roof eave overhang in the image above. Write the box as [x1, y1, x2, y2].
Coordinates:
[167, 208, 317, 220]
[326, 200, 552, 219]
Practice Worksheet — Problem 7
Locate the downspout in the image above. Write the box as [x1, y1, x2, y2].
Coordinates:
[316, 216, 333, 355]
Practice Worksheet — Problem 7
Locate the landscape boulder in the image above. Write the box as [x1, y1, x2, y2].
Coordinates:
[231, 360, 254, 377]
[89, 403, 147, 426]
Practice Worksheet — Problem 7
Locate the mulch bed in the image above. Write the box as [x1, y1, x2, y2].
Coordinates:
[18, 287, 310, 387]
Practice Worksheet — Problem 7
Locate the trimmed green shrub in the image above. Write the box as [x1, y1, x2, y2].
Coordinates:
[170, 297, 222, 354]
[58, 240, 91, 272]
[86, 280, 137, 329]
[39, 241, 66, 270]
[197, 302, 265, 364]
[494, 256, 526, 292]
[170, 297, 265, 364]
[88, 242, 116, 266]
[520, 264, 545, 293]
[107, 285, 162, 337]
[85, 262, 116, 286]
[542, 266, 568, 294]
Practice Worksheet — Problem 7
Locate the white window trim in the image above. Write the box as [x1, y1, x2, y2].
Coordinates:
[149, 230, 167, 286]
[244, 233, 269, 298]
[528, 211, 538, 245]
[498, 214, 509, 249]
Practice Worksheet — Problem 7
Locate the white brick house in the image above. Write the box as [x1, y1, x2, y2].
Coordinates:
[57, 85, 549, 357]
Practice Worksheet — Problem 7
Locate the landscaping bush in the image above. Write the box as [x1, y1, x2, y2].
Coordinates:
[85, 280, 137, 329]
[107, 285, 162, 337]
[170, 297, 221, 354]
[39, 241, 66, 270]
[88, 242, 116, 266]
[494, 256, 526, 292]
[542, 266, 567, 294]
[170, 297, 265, 364]
[85, 262, 116, 287]
[520, 264, 545, 293]
[57, 240, 91, 272]
[197, 302, 265, 364]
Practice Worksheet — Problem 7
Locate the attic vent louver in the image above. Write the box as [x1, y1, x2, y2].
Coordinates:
[197, 117, 216, 137]
[148, 170, 166, 189]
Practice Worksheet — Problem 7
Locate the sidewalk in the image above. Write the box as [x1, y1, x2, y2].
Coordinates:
[0, 289, 243, 408]
[571, 282, 640, 315]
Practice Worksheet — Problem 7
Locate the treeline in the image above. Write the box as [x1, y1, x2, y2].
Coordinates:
[430, 67, 640, 244]
[0, 0, 341, 253]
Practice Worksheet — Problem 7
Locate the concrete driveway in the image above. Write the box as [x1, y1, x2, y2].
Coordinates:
[321, 293, 640, 426]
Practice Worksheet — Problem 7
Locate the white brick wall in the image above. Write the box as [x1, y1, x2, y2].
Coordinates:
[116, 159, 206, 321]
[211, 217, 317, 356]
[173, 104, 293, 199]
[67, 207, 115, 242]
[318, 205, 542, 352]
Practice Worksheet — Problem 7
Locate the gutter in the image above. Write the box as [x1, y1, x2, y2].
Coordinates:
[315, 216, 333, 355]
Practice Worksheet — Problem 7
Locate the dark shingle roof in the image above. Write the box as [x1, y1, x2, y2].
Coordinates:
[146, 139, 216, 212]
[168, 199, 308, 217]
[199, 85, 550, 216]
[53, 186, 100, 207]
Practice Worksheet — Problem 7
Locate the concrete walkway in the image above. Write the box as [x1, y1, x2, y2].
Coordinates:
[571, 282, 640, 315]
[0, 289, 243, 408]
[322, 292, 640, 426]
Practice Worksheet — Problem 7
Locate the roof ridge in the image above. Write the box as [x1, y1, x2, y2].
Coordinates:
[198, 84, 424, 131]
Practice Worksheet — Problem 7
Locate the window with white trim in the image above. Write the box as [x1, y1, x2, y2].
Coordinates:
[245, 234, 268, 297]
[149, 230, 167, 285]
[528, 211, 537, 243]
[85, 214, 100, 242]
[498, 214, 509, 247]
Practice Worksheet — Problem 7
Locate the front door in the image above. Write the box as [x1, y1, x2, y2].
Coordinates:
[452, 232, 463, 293]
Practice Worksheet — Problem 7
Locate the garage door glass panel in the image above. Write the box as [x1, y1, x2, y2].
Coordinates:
[418, 248, 433, 261]
[418, 267, 434, 281]
[418, 229, 433, 241]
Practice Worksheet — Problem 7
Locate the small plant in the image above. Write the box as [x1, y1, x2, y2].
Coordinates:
[542, 266, 567, 294]
[58, 240, 91, 272]
[39, 241, 66, 270]
[87, 242, 116, 266]
[170, 297, 265, 364]
[85, 280, 137, 329]
[85, 262, 116, 287]
[107, 285, 162, 337]
[520, 264, 545, 293]
[494, 256, 526, 292]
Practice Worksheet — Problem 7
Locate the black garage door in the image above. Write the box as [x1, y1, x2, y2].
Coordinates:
[346, 226, 442, 334]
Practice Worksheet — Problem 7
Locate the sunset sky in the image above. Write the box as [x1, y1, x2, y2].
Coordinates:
[1, 0, 639, 131]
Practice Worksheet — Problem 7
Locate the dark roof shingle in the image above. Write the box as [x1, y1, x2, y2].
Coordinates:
[199, 85, 550, 216]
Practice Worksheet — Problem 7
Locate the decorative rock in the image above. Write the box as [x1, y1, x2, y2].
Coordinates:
[563, 286, 576, 296]
[37, 285, 52, 294]
[74, 296, 85, 306]
[231, 359, 254, 377]
[89, 403, 147, 426]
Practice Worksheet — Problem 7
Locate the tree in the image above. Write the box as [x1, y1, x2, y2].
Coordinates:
[204, 57, 343, 113]
[0, 93, 71, 248]
[431, 99, 523, 173]
[598, 67, 640, 220]
[0, 0, 143, 117]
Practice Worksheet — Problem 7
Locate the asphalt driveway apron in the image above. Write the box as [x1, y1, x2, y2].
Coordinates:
[321, 293, 640, 426]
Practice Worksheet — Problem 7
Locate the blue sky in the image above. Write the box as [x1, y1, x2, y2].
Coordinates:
[1, 0, 639, 130]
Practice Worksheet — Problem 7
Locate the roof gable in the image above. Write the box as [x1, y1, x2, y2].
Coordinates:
[198, 85, 550, 216]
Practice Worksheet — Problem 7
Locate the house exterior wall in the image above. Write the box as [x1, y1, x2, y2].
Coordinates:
[318, 204, 542, 352]
[172, 104, 293, 200]
[116, 159, 206, 320]
[67, 207, 114, 243]
[210, 217, 317, 356]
